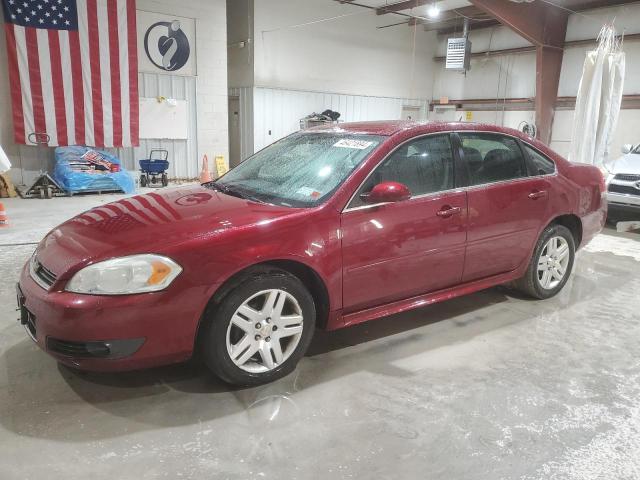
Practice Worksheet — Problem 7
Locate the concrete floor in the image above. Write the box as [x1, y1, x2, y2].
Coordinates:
[1, 194, 640, 480]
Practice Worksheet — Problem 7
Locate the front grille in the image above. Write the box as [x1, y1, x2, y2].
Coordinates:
[608, 184, 640, 196]
[16, 284, 37, 341]
[614, 173, 640, 182]
[31, 258, 57, 288]
[24, 311, 37, 340]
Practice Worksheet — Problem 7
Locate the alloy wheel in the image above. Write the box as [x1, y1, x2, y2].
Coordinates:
[226, 289, 304, 373]
[537, 236, 570, 290]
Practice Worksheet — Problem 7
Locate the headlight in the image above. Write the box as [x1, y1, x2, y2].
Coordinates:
[66, 254, 182, 295]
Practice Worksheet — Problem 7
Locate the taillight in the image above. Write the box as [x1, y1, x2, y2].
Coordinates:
[599, 170, 607, 194]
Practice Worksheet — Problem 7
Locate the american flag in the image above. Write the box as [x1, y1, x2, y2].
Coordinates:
[1, 0, 139, 148]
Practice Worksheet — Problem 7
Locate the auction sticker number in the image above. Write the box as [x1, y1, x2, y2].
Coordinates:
[333, 139, 373, 150]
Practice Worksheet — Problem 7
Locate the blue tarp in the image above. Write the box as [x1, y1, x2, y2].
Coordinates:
[53, 146, 135, 194]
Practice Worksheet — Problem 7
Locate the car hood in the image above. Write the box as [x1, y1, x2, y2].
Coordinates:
[36, 185, 298, 276]
[608, 153, 640, 174]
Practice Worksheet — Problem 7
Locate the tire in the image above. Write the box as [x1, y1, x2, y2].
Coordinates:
[200, 268, 316, 386]
[511, 224, 575, 299]
[161, 173, 168, 187]
[140, 174, 147, 187]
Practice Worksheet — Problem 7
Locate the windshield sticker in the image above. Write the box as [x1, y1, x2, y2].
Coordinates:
[296, 187, 322, 198]
[333, 139, 373, 150]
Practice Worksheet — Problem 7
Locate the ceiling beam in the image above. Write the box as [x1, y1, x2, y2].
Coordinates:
[435, 19, 500, 35]
[435, 0, 640, 35]
[468, 0, 569, 145]
[376, 0, 430, 15]
[376, 1, 486, 19]
[468, 0, 567, 47]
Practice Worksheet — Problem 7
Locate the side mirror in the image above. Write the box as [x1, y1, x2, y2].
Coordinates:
[622, 144, 633, 154]
[361, 182, 411, 204]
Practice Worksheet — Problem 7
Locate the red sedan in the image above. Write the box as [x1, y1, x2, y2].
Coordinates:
[18, 121, 606, 386]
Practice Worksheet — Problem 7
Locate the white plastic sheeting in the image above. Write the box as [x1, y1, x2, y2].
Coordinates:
[569, 26, 625, 166]
[0, 145, 11, 173]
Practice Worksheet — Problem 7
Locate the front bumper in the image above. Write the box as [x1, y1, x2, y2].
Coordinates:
[607, 191, 640, 211]
[17, 262, 207, 371]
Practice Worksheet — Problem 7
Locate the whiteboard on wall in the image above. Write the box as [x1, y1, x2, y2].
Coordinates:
[139, 97, 188, 139]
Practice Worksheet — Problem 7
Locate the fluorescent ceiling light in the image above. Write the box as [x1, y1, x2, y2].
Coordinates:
[427, 2, 440, 18]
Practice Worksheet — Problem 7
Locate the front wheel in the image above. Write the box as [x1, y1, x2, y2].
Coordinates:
[200, 268, 316, 386]
[512, 224, 575, 299]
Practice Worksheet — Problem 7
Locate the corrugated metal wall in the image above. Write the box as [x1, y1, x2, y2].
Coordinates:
[252, 87, 428, 154]
[112, 72, 199, 180]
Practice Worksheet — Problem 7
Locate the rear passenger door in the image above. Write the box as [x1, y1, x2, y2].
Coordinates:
[458, 133, 551, 282]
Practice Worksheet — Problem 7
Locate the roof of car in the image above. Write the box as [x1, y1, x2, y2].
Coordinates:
[309, 120, 528, 140]
[308, 120, 418, 136]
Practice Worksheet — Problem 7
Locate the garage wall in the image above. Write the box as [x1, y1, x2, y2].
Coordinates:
[252, 0, 437, 99]
[0, 0, 228, 186]
[229, 0, 437, 161]
[0, 20, 30, 184]
[433, 5, 640, 100]
[252, 87, 427, 152]
[117, 0, 230, 177]
[431, 4, 640, 163]
[112, 73, 199, 180]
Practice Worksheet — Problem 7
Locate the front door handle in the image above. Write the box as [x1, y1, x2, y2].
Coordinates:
[528, 190, 548, 200]
[436, 205, 462, 218]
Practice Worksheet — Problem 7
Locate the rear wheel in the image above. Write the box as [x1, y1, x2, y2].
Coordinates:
[512, 224, 575, 299]
[200, 268, 316, 386]
[161, 173, 169, 187]
[139, 174, 147, 187]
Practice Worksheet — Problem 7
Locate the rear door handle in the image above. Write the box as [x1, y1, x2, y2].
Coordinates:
[436, 206, 462, 218]
[528, 190, 548, 200]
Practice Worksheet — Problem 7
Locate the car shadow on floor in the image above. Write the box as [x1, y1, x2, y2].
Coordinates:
[0, 264, 611, 443]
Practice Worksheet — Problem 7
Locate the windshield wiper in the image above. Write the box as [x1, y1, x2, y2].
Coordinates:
[206, 181, 266, 203]
[205, 181, 243, 198]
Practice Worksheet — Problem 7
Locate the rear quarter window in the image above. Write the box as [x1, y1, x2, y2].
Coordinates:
[523, 144, 556, 176]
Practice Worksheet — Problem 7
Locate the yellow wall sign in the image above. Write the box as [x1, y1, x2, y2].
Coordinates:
[215, 155, 228, 177]
[465, 111, 473, 122]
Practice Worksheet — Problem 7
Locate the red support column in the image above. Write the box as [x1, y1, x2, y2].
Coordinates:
[536, 46, 565, 145]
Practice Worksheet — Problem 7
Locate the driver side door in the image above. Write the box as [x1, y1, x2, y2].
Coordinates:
[340, 134, 468, 313]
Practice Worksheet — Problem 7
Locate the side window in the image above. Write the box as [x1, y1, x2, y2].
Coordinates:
[459, 133, 526, 185]
[523, 144, 555, 175]
[349, 135, 454, 208]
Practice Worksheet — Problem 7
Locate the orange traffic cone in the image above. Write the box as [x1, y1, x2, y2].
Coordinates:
[199, 155, 212, 183]
[0, 202, 8, 227]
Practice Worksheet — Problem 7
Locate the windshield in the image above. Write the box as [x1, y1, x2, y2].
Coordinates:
[214, 131, 384, 207]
